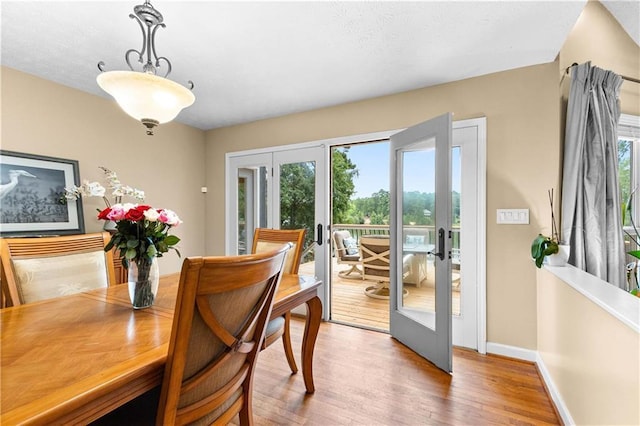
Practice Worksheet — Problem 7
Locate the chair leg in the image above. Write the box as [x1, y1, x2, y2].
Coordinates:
[281, 311, 298, 374]
[338, 264, 363, 279]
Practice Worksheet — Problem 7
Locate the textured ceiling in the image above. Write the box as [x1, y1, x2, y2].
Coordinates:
[1, 1, 637, 131]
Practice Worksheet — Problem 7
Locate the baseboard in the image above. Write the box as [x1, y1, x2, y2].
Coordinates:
[485, 342, 537, 362]
[536, 353, 574, 426]
[486, 342, 573, 425]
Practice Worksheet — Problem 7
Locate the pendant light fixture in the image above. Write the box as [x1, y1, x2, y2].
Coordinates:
[97, 1, 195, 135]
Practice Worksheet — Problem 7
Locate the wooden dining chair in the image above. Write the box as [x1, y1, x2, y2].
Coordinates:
[156, 244, 290, 426]
[251, 228, 306, 374]
[0, 232, 117, 307]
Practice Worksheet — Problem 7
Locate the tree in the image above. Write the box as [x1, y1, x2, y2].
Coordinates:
[279, 162, 315, 249]
[619, 139, 631, 226]
[332, 148, 358, 223]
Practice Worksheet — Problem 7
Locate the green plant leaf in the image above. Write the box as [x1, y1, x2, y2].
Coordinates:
[531, 234, 557, 269]
[104, 237, 115, 252]
[126, 239, 139, 248]
[531, 234, 547, 258]
[125, 248, 137, 260]
[164, 235, 180, 246]
[628, 250, 640, 260]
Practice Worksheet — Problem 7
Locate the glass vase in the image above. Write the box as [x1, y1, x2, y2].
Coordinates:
[128, 257, 159, 309]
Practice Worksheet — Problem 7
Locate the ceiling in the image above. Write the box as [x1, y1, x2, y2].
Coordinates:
[1, 1, 638, 131]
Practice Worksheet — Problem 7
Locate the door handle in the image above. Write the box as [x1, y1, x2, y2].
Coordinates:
[316, 224, 323, 246]
[428, 227, 445, 261]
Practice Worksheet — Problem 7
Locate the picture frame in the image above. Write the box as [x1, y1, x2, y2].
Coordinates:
[0, 150, 84, 236]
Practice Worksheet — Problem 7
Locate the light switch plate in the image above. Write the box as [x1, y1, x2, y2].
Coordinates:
[497, 209, 529, 224]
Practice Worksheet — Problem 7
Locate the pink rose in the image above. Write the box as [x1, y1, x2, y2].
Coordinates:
[106, 204, 126, 221]
[158, 209, 182, 227]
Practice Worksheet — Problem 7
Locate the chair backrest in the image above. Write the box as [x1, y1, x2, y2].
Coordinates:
[332, 230, 349, 259]
[251, 228, 305, 274]
[360, 235, 391, 282]
[333, 230, 359, 260]
[157, 244, 290, 425]
[0, 232, 116, 307]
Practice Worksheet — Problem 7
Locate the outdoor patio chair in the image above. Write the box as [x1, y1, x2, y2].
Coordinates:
[332, 230, 363, 279]
[360, 234, 411, 299]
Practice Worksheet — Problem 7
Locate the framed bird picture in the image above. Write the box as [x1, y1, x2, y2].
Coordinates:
[0, 150, 84, 236]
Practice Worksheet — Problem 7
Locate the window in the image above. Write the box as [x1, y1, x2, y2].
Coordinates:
[618, 114, 640, 226]
[618, 114, 640, 292]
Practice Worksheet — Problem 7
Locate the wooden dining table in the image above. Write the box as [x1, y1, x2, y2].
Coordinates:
[0, 273, 322, 425]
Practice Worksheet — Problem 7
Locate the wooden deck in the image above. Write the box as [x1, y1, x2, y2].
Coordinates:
[299, 258, 461, 331]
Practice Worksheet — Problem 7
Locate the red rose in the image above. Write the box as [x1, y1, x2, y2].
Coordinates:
[125, 208, 145, 221]
[97, 207, 112, 220]
[136, 205, 152, 212]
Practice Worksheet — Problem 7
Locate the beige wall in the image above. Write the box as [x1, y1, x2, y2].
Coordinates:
[537, 269, 640, 425]
[560, 0, 640, 116]
[1, 67, 207, 274]
[205, 62, 561, 349]
[536, 2, 640, 423]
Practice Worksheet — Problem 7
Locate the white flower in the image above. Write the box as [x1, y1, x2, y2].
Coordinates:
[64, 181, 106, 200]
[64, 167, 144, 207]
[144, 208, 160, 222]
[85, 182, 106, 197]
[121, 203, 137, 212]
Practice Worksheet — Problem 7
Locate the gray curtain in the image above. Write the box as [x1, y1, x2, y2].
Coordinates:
[561, 62, 626, 289]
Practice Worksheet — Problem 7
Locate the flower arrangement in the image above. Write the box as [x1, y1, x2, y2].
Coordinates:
[99, 203, 182, 267]
[99, 203, 182, 308]
[65, 166, 145, 207]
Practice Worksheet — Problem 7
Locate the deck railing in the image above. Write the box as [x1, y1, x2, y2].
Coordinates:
[331, 224, 460, 254]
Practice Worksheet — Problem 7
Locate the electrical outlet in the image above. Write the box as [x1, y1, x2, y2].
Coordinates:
[497, 209, 529, 224]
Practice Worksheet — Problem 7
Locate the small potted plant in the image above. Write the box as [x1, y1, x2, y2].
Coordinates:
[531, 189, 567, 268]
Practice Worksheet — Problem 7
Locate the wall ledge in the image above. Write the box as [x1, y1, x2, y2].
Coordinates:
[544, 264, 640, 333]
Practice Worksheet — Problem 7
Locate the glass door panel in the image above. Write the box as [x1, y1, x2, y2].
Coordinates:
[273, 147, 327, 314]
[236, 167, 269, 254]
[278, 161, 317, 264]
[452, 146, 461, 316]
[400, 147, 436, 330]
[226, 153, 271, 255]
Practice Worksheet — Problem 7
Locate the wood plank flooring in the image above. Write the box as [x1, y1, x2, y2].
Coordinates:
[301, 259, 461, 331]
[243, 318, 560, 425]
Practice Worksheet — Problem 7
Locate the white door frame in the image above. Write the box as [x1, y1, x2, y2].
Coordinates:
[224, 118, 486, 353]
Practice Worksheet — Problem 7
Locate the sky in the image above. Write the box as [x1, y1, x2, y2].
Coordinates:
[341, 141, 461, 199]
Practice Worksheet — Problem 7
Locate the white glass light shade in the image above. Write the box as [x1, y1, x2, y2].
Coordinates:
[97, 71, 195, 124]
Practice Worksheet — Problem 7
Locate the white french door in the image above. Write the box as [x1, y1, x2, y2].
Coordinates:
[226, 146, 327, 303]
[225, 119, 486, 356]
[390, 113, 453, 373]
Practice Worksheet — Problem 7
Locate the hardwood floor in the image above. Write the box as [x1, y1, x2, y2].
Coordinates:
[244, 318, 560, 425]
[301, 259, 461, 331]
